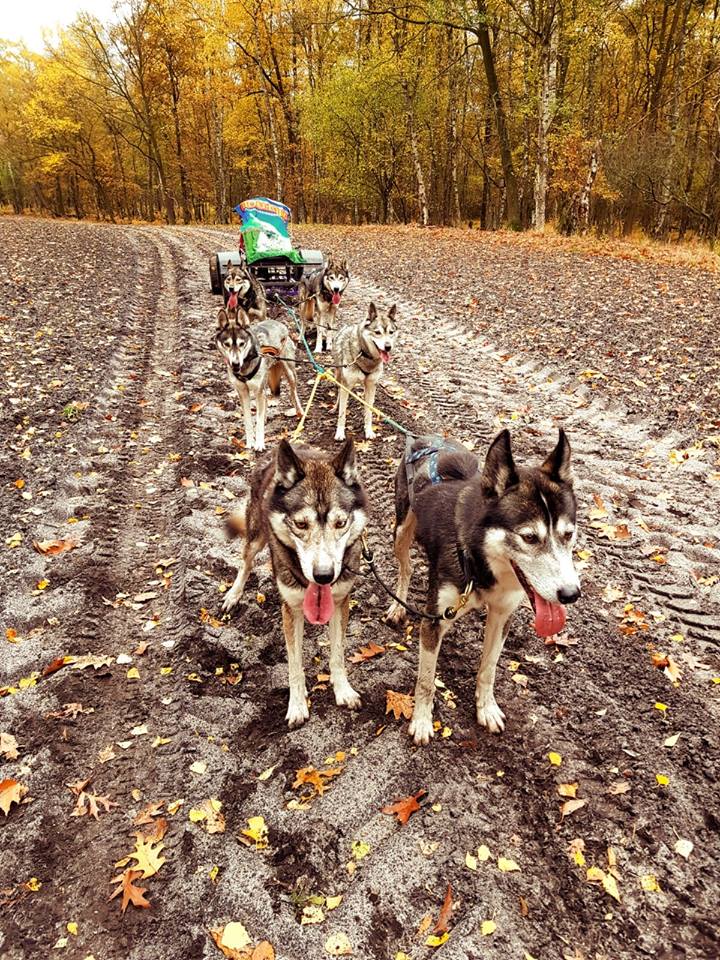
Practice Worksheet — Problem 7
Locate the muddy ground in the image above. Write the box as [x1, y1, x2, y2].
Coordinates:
[1, 217, 719, 960]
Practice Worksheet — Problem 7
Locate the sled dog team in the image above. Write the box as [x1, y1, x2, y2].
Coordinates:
[215, 259, 581, 745]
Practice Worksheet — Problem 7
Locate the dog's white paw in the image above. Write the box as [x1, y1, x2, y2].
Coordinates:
[384, 601, 406, 629]
[286, 695, 310, 729]
[222, 588, 242, 613]
[476, 697, 506, 733]
[334, 428, 346, 442]
[252, 439, 266, 452]
[408, 710, 434, 746]
[333, 678, 361, 710]
[364, 428, 376, 440]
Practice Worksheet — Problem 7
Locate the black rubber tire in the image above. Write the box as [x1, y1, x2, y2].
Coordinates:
[209, 254, 222, 295]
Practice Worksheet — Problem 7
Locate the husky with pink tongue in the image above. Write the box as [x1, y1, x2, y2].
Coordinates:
[222, 438, 369, 728]
[384, 428, 581, 746]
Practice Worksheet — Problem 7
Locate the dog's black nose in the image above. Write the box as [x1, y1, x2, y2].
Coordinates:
[313, 569, 334, 585]
[557, 586, 581, 604]
[231, 363, 241, 375]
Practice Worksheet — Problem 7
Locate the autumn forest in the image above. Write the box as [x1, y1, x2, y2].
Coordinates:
[1, 0, 720, 240]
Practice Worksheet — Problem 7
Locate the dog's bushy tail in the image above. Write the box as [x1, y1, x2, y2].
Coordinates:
[267, 364, 282, 396]
[225, 511, 247, 538]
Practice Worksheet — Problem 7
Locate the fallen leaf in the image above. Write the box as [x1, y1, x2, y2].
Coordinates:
[324, 932, 352, 956]
[350, 641, 385, 663]
[425, 933, 449, 948]
[385, 689, 414, 721]
[477, 844, 491, 862]
[674, 838, 693, 859]
[209, 921, 253, 957]
[381, 789, 427, 825]
[32, 539, 77, 556]
[433, 884, 453, 934]
[557, 783, 578, 798]
[301, 904, 325, 925]
[115, 834, 165, 878]
[663, 733, 680, 748]
[608, 780, 631, 795]
[190, 760, 207, 775]
[640, 874, 661, 892]
[656, 773, 669, 787]
[133, 801, 165, 825]
[0, 732, 19, 761]
[465, 852, 477, 871]
[480, 919, 496, 936]
[293, 764, 343, 801]
[241, 815, 268, 849]
[547, 752, 562, 766]
[498, 857, 520, 873]
[0, 778, 26, 815]
[108, 869, 150, 913]
[561, 798, 588, 818]
[602, 873, 621, 902]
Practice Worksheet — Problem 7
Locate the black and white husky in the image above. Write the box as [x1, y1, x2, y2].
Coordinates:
[223, 264, 266, 324]
[298, 256, 349, 353]
[331, 302, 398, 441]
[385, 429, 581, 745]
[222, 439, 369, 727]
[216, 309, 303, 451]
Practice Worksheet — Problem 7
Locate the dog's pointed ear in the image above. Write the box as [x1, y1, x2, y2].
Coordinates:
[481, 429, 518, 498]
[217, 308, 229, 330]
[364, 302, 377, 325]
[332, 437, 358, 486]
[541, 428, 572, 483]
[275, 439, 305, 489]
[388, 304, 397, 320]
[341, 258, 348, 271]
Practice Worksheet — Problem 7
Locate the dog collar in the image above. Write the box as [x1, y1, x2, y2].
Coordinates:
[233, 354, 261, 382]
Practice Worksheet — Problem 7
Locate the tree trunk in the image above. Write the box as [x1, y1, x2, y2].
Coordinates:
[534, 32, 558, 231]
[474, 3, 520, 228]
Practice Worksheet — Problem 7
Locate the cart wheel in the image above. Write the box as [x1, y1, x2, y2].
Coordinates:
[209, 254, 222, 295]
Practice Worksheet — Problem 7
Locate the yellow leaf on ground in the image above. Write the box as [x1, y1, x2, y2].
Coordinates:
[127, 667, 140, 680]
[477, 844, 491, 862]
[602, 873, 621, 902]
[425, 933, 449, 947]
[557, 783, 578, 798]
[326, 895, 343, 910]
[465, 852, 477, 871]
[301, 904, 325, 925]
[664, 733, 680, 748]
[67, 922, 78, 936]
[219, 921, 252, 952]
[241, 815, 269, 849]
[548, 752, 562, 766]
[498, 857, 520, 873]
[641, 874, 662, 892]
[656, 773, 669, 786]
[481, 920, 496, 936]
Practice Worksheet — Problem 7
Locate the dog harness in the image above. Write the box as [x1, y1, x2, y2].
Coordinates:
[404, 436, 448, 509]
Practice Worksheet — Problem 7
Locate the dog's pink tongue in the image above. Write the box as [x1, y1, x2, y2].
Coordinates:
[533, 591, 566, 638]
[227, 292, 238, 310]
[303, 583, 335, 625]
[380, 350, 391, 363]
[332, 292, 341, 305]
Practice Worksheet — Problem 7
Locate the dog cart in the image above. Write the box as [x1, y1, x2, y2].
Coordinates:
[209, 197, 324, 305]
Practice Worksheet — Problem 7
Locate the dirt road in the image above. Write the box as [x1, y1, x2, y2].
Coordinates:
[1, 218, 719, 960]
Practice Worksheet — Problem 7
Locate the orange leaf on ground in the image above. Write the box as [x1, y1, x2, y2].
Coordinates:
[433, 884, 453, 934]
[32, 539, 77, 555]
[109, 869, 150, 913]
[385, 689, 414, 720]
[381, 788, 427, 825]
[349, 641, 386, 663]
[0, 778, 27, 815]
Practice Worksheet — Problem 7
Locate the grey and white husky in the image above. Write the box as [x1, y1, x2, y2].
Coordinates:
[216, 309, 303, 451]
[385, 429, 581, 745]
[298, 256, 350, 353]
[222, 438, 369, 728]
[331, 302, 398, 442]
[223, 264, 266, 324]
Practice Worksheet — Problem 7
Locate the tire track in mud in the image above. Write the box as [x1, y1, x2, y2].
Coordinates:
[183, 225, 720, 959]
